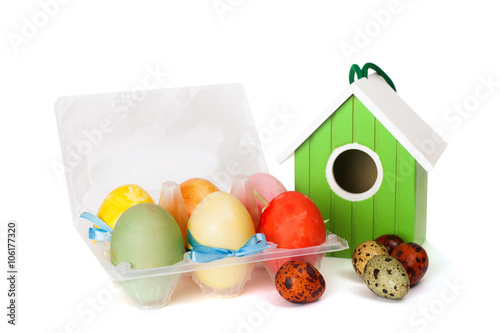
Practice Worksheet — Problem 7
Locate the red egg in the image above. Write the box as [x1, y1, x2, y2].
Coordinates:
[375, 234, 405, 254]
[275, 260, 325, 304]
[259, 191, 327, 276]
[391, 242, 429, 286]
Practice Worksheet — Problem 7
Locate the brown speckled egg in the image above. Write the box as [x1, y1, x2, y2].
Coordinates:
[391, 242, 429, 286]
[375, 234, 405, 254]
[364, 255, 410, 299]
[275, 260, 325, 304]
[352, 241, 389, 277]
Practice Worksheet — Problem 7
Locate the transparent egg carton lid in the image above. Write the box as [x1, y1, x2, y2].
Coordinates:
[55, 83, 268, 221]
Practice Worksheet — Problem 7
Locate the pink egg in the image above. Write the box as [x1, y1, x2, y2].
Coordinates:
[250, 173, 287, 215]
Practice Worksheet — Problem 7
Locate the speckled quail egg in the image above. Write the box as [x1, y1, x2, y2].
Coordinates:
[363, 255, 410, 299]
[352, 240, 389, 277]
[275, 260, 325, 304]
[375, 234, 405, 254]
[391, 242, 429, 286]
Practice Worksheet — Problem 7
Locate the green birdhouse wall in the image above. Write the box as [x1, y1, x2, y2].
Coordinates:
[278, 73, 446, 258]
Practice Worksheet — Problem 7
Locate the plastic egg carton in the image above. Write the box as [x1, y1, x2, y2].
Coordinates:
[55, 83, 349, 309]
[78, 177, 348, 308]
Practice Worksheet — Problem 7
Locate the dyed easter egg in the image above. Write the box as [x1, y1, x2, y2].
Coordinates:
[258, 191, 326, 275]
[97, 184, 153, 229]
[180, 178, 220, 219]
[110, 203, 184, 305]
[250, 173, 287, 215]
[110, 203, 184, 269]
[187, 191, 256, 295]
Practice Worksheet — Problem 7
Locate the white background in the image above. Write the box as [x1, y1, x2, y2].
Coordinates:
[1, 1, 499, 332]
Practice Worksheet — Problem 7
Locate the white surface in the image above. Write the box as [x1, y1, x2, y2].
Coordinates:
[277, 74, 447, 172]
[1, 1, 499, 332]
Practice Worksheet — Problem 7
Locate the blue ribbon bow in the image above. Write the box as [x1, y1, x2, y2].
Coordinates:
[80, 212, 113, 243]
[187, 230, 276, 263]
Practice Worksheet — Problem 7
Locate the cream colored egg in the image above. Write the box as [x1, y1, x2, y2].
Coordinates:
[188, 191, 255, 250]
[187, 191, 256, 296]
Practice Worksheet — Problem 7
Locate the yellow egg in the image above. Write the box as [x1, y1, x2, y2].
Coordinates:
[187, 191, 256, 296]
[97, 184, 154, 229]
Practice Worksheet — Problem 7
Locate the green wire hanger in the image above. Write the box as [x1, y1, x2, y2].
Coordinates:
[349, 63, 397, 92]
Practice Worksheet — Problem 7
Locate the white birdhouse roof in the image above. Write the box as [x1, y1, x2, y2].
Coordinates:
[277, 74, 446, 172]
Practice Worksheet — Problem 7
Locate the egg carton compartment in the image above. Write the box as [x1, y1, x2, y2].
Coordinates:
[90, 230, 348, 281]
[118, 273, 182, 309]
[191, 262, 256, 299]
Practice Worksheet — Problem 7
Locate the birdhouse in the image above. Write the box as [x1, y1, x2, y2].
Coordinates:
[278, 64, 446, 258]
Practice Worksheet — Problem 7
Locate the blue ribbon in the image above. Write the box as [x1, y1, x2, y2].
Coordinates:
[187, 230, 276, 263]
[80, 212, 113, 242]
[88, 227, 112, 242]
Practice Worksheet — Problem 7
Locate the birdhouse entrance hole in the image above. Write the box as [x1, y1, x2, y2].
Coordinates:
[334, 149, 377, 193]
[325, 143, 383, 201]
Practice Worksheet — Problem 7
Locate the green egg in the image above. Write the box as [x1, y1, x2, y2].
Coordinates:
[110, 203, 185, 308]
